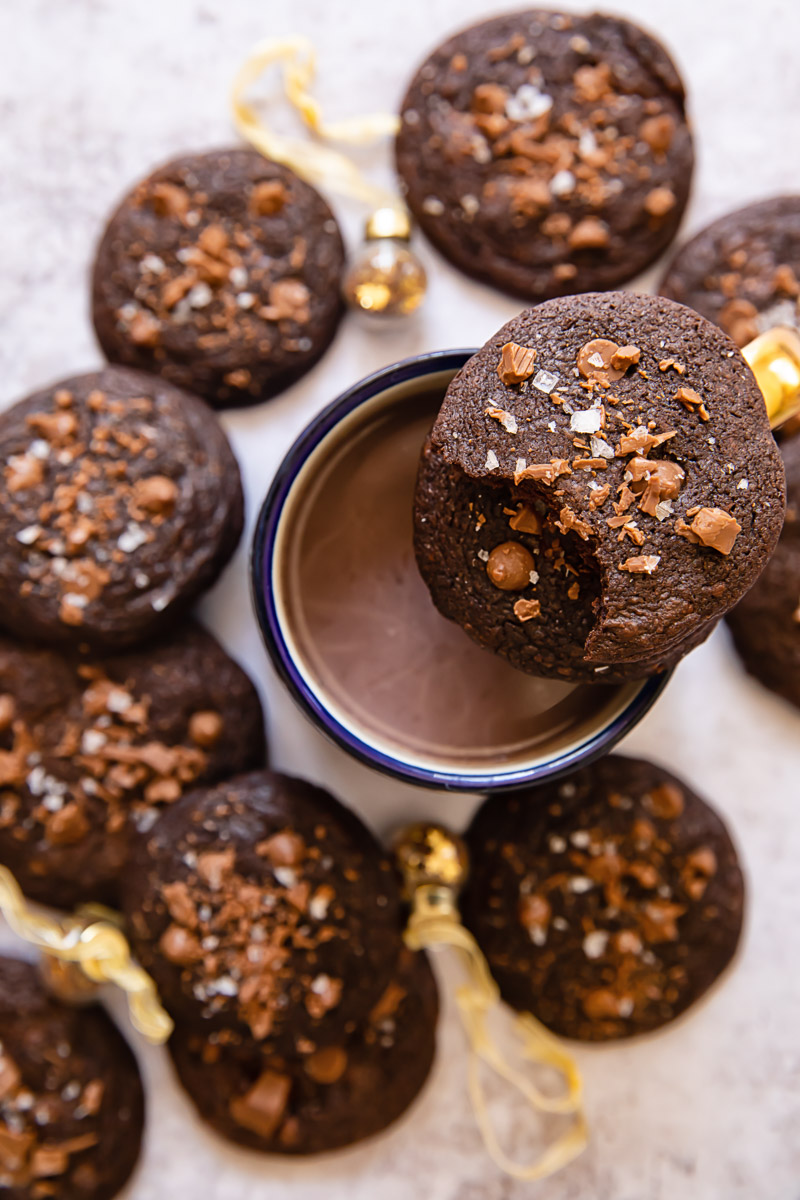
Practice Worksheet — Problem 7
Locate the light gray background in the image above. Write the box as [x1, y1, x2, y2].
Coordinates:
[0, 1, 798, 1197]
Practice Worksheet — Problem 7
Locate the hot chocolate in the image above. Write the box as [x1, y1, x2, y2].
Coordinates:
[280, 382, 635, 769]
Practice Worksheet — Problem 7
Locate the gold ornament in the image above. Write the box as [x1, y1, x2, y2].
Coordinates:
[744, 325, 800, 429]
[0, 866, 172, 1043]
[343, 208, 427, 320]
[393, 822, 587, 1183]
[231, 37, 427, 322]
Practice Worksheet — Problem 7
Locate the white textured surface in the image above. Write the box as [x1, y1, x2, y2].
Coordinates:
[1, 1, 799, 1197]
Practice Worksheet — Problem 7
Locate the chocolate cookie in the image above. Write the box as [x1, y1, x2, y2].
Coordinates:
[660, 196, 800, 348]
[0, 622, 266, 909]
[122, 771, 404, 1056]
[414, 292, 785, 680]
[0, 368, 243, 649]
[0, 956, 144, 1198]
[726, 434, 800, 708]
[461, 755, 745, 1041]
[168, 947, 437, 1154]
[92, 149, 345, 408]
[396, 11, 693, 300]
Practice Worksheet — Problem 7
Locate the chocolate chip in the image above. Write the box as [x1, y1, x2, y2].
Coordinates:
[486, 541, 536, 590]
[304, 1046, 348, 1084]
[644, 187, 676, 218]
[188, 710, 223, 748]
[640, 113, 676, 155]
[568, 217, 610, 250]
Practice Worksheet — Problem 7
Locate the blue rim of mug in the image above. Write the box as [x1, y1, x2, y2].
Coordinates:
[251, 350, 669, 792]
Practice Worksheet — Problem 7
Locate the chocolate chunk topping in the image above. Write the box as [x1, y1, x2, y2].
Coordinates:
[497, 342, 537, 385]
[513, 597, 542, 622]
[577, 338, 626, 384]
[675, 385, 710, 421]
[230, 1070, 291, 1139]
[676, 508, 742, 554]
[619, 555, 660, 573]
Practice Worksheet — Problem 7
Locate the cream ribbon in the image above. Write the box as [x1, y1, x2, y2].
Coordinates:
[405, 884, 588, 1181]
[0, 866, 172, 1043]
[231, 35, 402, 211]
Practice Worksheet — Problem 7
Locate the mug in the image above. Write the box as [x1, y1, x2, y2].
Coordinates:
[251, 350, 668, 791]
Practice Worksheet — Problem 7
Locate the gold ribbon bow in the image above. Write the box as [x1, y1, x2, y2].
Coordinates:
[396, 825, 587, 1182]
[0, 866, 172, 1043]
[231, 35, 402, 212]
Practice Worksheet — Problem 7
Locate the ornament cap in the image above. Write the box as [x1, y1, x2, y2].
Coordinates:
[365, 205, 412, 241]
[393, 822, 469, 895]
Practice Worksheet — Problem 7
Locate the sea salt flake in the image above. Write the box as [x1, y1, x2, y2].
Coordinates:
[579, 130, 597, 156]
[515, 457, 527, 474]
[211, 976, 238, 997]
[549, 835, 567, 853]
[62, 592, 88, 609]
[15, 525, 41, 545]
[134, 808, 160, 833]
[29, 439, 50, 460]
[140, 254, 165, 274]
[583, 930, 609, 959]
[274, 866, 297, 888]
[81, 729, 106, 754]
[532, 369, 559, 393]
[485, 449, 500, 471]
[188, 282, 213, 308]
[737, 479, 749, 490]
[568, 876, 594, 893]
[654, 499, 673, 521]
[477, 549, 490, 562]
[506, 84, 553, 122]
[229, 266, 248, 289]
[117, 523, 148, 554]
[570, 408, 603, 434]
[422, 196, 445, 216]
[236, 292, 256, 309]
[309, 894, 330, 920]
[590, 436, 614, 459]
[460, 193, 480, 216]
[570, 830, 590, 848]
[550, 170, 576, 197]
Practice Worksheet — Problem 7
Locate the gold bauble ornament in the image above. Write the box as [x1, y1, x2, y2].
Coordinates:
[343, 207, 427, 321]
